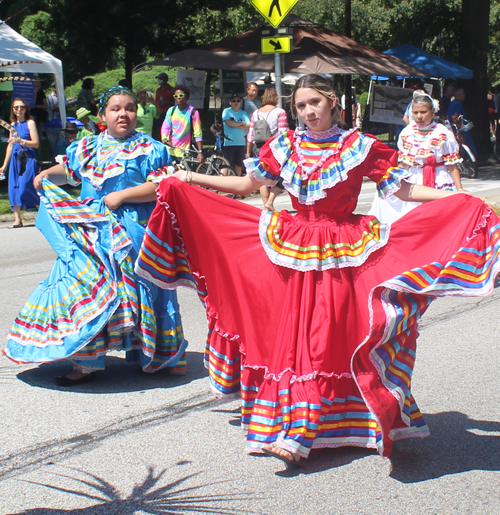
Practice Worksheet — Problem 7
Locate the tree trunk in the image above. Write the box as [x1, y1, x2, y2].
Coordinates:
[459, 0, 491, 157]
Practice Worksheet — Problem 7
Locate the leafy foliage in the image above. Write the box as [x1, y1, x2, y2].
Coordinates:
[180, 3, 263, 46]
[2, 0, 500, 89]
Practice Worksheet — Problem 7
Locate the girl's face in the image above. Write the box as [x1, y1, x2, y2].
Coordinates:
[101, 94, 137, 139]
[412, 103, 434, 128]
[294, 87, 335, 132]
[12, 101, 27, 121]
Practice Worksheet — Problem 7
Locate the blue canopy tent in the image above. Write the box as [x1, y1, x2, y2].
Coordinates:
[370, 44, 473, 80]
[365, 45, 472, 138]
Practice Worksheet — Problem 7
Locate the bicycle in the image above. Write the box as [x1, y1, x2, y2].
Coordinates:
[195, 130, 235, 177]
[165, 139, 235, 177]
[442, 116, 478, 179]
[164, 143, 200, 172]
[165, 140, 238, 197]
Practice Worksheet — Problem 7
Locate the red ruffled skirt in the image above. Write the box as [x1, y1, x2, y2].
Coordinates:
[136, 178, 500, 458]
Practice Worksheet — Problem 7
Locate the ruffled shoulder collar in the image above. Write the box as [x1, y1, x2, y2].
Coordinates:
[269, 126, 374, 205]
[74, 131, 156, 190]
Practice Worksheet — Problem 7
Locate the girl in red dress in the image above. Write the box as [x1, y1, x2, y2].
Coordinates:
[136, 74, 500, 468]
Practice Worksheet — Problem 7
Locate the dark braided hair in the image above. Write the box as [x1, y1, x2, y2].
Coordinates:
[99, 85, 138, 114]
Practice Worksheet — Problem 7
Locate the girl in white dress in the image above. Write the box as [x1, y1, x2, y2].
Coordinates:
[370, 94, 464, 223]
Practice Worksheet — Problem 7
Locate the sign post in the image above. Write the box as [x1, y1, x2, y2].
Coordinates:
[251, 0, 300, 28]
[251, 0, 299, 108]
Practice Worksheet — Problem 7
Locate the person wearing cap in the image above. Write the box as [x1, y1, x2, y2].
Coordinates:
[154, 72, 174, 140]
[161, 84, 205, 164]
[222, 93, 250, 176]
[136, 88, 158, 136]
[52, 122, 79, 163]
[76, 106, 102, 138]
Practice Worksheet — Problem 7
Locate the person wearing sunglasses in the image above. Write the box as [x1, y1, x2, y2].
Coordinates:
[0, 98, 39, 228]
[161, 84, 205, 164]
[221, 93, 250, 176]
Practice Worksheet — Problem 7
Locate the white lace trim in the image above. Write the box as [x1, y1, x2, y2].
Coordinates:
[258, 209, 391, 272]
[281, 130, 374, 205]
[303, 126, 343, 140]
[378, 168, 412, 200]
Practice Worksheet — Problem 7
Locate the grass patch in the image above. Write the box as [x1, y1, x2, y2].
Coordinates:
[0, 189, 11, 215]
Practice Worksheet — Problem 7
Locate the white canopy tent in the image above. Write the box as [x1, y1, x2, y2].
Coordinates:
[0, 20, 66, 126]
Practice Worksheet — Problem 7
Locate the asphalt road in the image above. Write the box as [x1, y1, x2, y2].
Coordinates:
[1, 166, 500, 514]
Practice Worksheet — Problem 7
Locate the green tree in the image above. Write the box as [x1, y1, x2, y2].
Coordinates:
[10, 0, 244, 85]
[20, 11, 65, 58]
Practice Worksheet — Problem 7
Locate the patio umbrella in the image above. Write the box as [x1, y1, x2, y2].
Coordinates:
[148, 17, 426, 78]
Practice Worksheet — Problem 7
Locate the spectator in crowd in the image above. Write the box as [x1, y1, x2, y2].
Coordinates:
[242, 82, 262, 118]
[161, 84, 205, 165]
[76, 78, 97, 116]
[0, 98, 39, 228]
[438, 84, 454, 120]
[136, 89, 158, 136]
[31, 78, 48, 126]
[246, 87, 288, 210]
[222, 93, 250, 176]
[76, 107, 101, 138]
[0, 91, 11, 120]
[341, 86, 360, 128]
[154, 73, 174, 140]
[31, 78, 48, 155]
[52, 122, 78, 163]
[448, 88, 478, 157]
[47, 82, 61, 121]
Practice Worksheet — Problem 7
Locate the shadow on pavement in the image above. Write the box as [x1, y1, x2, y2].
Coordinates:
[8, 464, 264, 515]
[254, 411, 500, 481]
[389, 411, 500, 483]
[473, 162, 500, 181]
[16, 352, 206, 394]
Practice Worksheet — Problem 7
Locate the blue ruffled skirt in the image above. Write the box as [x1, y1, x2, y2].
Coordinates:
[4, 179, 187, 372]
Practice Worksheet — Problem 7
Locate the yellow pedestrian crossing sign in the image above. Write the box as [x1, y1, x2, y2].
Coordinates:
[261, 36, 292, 54]
[251, 0, 300, 28]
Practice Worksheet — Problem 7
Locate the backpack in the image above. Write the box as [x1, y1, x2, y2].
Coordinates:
[253, 111, 273, 144]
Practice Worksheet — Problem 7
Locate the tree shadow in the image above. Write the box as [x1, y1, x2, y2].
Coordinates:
[8, 464, 264, 515]
[15, 352, 207, 394]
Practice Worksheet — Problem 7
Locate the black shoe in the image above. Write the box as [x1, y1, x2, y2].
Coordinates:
[54, 372, 96, 386]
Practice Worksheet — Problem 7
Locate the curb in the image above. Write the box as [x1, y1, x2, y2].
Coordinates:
[0, 211, 37, 223]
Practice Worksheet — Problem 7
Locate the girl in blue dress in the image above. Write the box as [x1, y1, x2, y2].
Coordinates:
[0, 98, 40, 228]
[3, 86, 187, 386]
